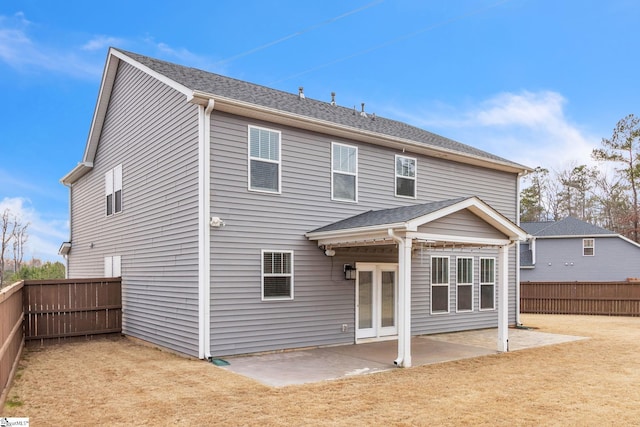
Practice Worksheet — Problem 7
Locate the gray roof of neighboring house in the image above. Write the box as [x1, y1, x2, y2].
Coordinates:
[116, 49, 526, 169]
[521, 216, 614, 237]
[309, 197, 467, 233]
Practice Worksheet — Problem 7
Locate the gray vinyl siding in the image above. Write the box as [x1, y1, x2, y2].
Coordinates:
[417, 209, 507, 239]
[521, 236, 640, 282]
[208, 111, 520, 356]
[68, 60, 201, 356]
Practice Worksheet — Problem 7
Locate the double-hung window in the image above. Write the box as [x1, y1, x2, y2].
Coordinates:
[332, 143, 357, 202]
[480, 257, 495, 310]
[456, 257, 473, 312]
[105, 164, 122, 216]
[249, 126, 281, 193]
[583, 238, 594, 256]
[395, 155, 416, 198]
[261, 250, 293, 300]
[431, 256, 449, 313]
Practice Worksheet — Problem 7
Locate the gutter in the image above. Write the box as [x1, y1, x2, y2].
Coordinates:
[191, 91, 531, 175]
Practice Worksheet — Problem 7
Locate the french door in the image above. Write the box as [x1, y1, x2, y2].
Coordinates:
[356, 263, 398, 340]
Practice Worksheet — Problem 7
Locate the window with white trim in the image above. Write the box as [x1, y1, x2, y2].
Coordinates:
[456, 257, 473, 312]
[104, 255, 121, 277]
[395, 155, 416, 198]
[261, 250, 293, 300]
[480, 257, 495, 310]
[583, 238, 595, 256]
[249, 126, 281, 193]
[105, 164, 122, 216]
[431, 256, 449, 313]
[332, 142, 357, 202]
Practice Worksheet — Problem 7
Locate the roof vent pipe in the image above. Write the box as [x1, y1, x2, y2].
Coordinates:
[298, 87, 305, 99]
[330, 92, 336, 106]
[360, 103, 367, 118]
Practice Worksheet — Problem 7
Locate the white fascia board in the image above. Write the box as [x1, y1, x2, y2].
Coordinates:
[405, 232, 511, 247]
[618, 234, 640, 249]
[60, 162, 93, 185]
[111, 48, 193, 99]
[306, 225, 405, 246]
[77, 48, 196, 174]
[535, 234, 619, 239]
[191, 91, 530, 175]
[81, 52, 120, 164]
[405, 196, 527, 240]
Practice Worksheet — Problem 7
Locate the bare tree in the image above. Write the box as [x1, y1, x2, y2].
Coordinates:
[1, 209, 17, 285]
[12, 220, 29, 274]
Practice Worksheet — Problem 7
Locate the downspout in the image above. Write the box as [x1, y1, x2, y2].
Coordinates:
[198, 99, 215, 359]
[515, 172, 522, 326]
[388, 229, 412, 368]
[498, 240, 517, 352]
[63, 182, 72, 278]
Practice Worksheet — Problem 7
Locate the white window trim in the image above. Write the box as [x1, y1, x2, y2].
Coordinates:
[456, 256, 474, 313]
[479, 257, 496, 311]
[331, 142, 358, 203]
[248, 125, 282, 195]
[394, 154, 417, 199]
[261, 249, 294, 301]
[430, 255, 450, 314]
[583, 238, 595, 256]
[105, 164, 123, 217]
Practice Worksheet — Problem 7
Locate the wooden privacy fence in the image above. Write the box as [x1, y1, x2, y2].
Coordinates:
[0, 281, 24, 408]
[23, 278, 122, 345]
[520, 281, 640, 316]
[0, 278, 121, 407]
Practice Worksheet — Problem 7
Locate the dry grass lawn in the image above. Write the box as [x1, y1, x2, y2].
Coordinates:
[3, 314, 640, 426]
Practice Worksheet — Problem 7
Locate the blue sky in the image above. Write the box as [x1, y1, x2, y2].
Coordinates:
[1, 0, 638, 261]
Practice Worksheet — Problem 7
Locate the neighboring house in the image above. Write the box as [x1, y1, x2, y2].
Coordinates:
[520, 216, 640, 282]
[60, 48, 529, 367]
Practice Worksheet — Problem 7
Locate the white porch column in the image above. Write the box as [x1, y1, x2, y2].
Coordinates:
[401, 238, 412, 367]
[389, 230, 412, 368]
[497, 244, 509, 352]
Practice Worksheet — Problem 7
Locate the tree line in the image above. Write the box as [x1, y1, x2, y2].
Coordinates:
[1, 208, 65, 287]
[520, 114, 640, 243]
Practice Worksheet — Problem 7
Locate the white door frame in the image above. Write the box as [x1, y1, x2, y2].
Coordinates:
[355, 262, 398, 341]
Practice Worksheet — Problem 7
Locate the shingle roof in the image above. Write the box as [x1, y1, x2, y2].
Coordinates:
[521, 217, 614, 237]
[309, 197, 467, 233]
[116, 49, 526, 169]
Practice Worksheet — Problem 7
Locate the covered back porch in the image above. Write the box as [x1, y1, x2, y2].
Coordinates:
[306, 196, 528, 367]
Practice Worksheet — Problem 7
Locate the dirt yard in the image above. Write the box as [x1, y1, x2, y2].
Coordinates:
[3, 314, 640, 426]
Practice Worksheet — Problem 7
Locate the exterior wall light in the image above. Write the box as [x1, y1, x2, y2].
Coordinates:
[344, 264, 357, 280]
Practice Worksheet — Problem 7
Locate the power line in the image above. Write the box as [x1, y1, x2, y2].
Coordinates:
[214, 0, 384, 66]
[269, 0, 511, 85]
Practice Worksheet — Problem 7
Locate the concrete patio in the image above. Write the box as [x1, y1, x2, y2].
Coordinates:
[220, 327, 587, 387]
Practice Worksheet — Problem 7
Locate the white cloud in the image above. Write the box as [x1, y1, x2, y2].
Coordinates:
[0, 12, 104, 79]
[81, 35, 124, 51]
[389, 90, 599, 173]
[0, 197, 68, 263]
